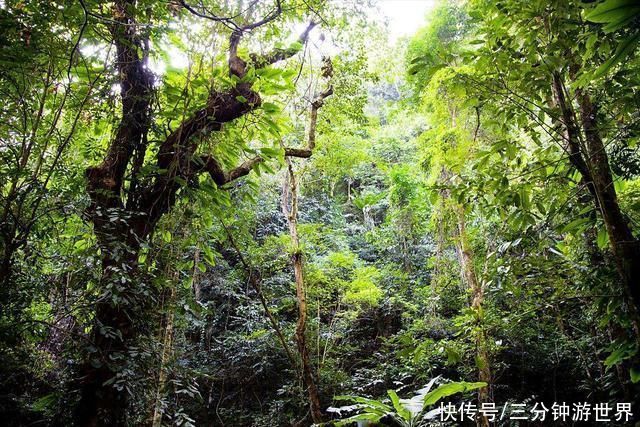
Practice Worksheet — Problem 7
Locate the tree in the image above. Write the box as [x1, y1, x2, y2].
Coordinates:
[467, 0, 640, 322]
[75, 1, 332, 424]
[3, 1, 640, 425]
[281, 80, 333, 423]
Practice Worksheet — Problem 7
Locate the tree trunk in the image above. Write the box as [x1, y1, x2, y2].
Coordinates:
[576, 90, 640, 312]
[551, 73, 640, 315]
[454, 207, 491, 427]
[74, 235, 144, 426]
[282, 159, 324, 424]
[152, 280, 176, 427]
[74, 2, 319, 422]
[277, 83, 332, 423]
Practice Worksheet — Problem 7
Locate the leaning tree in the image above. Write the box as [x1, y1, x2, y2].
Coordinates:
[74, 0, 333, 424]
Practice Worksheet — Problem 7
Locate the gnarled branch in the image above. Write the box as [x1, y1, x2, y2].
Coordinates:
[250, 22, 317, 70]
[179, 0, 282, 33]
[85, 0, 154, 230]
[191, 79, 333, 192]
[136, 23, 319, 230]
[232, 21, 317, 78]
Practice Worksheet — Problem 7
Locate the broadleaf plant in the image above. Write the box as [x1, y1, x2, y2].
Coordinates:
[326, 378, 487, 427]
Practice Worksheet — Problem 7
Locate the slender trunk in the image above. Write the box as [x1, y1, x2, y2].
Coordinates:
[551, 73, 640, 316]
[0, 240, 15, 290]
[152, 282, 176, 427]
[275, 80, 332, 424]
[576, 90, 640, 313]
[438, 109, 491, 423]
[220, 221, 297, 366]
[192, 249, 202, 302]
[454, 207, 491, 427]
[283, 160, 323, 424]
[434, 167, 450, 279]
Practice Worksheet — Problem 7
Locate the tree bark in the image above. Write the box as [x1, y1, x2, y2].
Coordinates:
[76, 1, 319, 423]
[152, 278, 176, 427]
[282, 160, 324, 424]
[279, 83, 332, 425]
[74, 240, 144, 426]
[576, 90, 640, 312]
[75, 0, 154, 423]
[454, 207, 491, 427]
[551, 73, 640, 315]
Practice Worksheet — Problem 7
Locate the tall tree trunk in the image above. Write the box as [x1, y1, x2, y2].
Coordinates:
[576, 90, 640, 312]
[437, 109, 491, 424]
[75, 0, 154, 421]
[454, 207, 491, 427]
[282, 160, 323, 424]
[277, 81, 332, 424]
[551, 73, 640, 316]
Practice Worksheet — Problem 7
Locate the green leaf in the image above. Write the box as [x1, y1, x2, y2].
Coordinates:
[334, 412, 383, 426]
[422, 382, 487, 407]
[586, 34, 598, 52]
[74, 239, 89, 251]
[261, 102, 280, 114]
[289, 41, 303, 52]
[631, 367, 640, 383]
[593, 32, 640, 78]
[334, 395, 391, 412]
[203, 246, 216, 267]
[597, 226, 609, 249]
[585, 0, 640, 26]
[604, 344, 635, 368]
[387, 390, 411, 421]
[445, 346, 462, 365]
[32, 393, 57, 412]
[259, 147, 283, 157]
[561, 217, 591, 234]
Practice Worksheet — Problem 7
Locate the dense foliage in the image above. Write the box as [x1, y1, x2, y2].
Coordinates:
[1, 0, 640, 426]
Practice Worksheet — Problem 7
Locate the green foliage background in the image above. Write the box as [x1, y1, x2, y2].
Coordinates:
[1, 0, 640, 425]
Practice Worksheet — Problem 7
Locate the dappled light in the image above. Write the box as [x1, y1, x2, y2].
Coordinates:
[1, 0, 640, 426]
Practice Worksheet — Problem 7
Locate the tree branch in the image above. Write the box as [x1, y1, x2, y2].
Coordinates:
[307, 85, 333, 151]
[284, 148, 312, 158]
[250, 21, 317, 69]
[179, 0, 282, 32]
[178, 0, 240, 30]
[135, 22, 324, 235]
[86, 0, 154, 219]
[240, 0, 282, 32]
[232, 21, 317, 78]
[228, 157, 265, 182]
